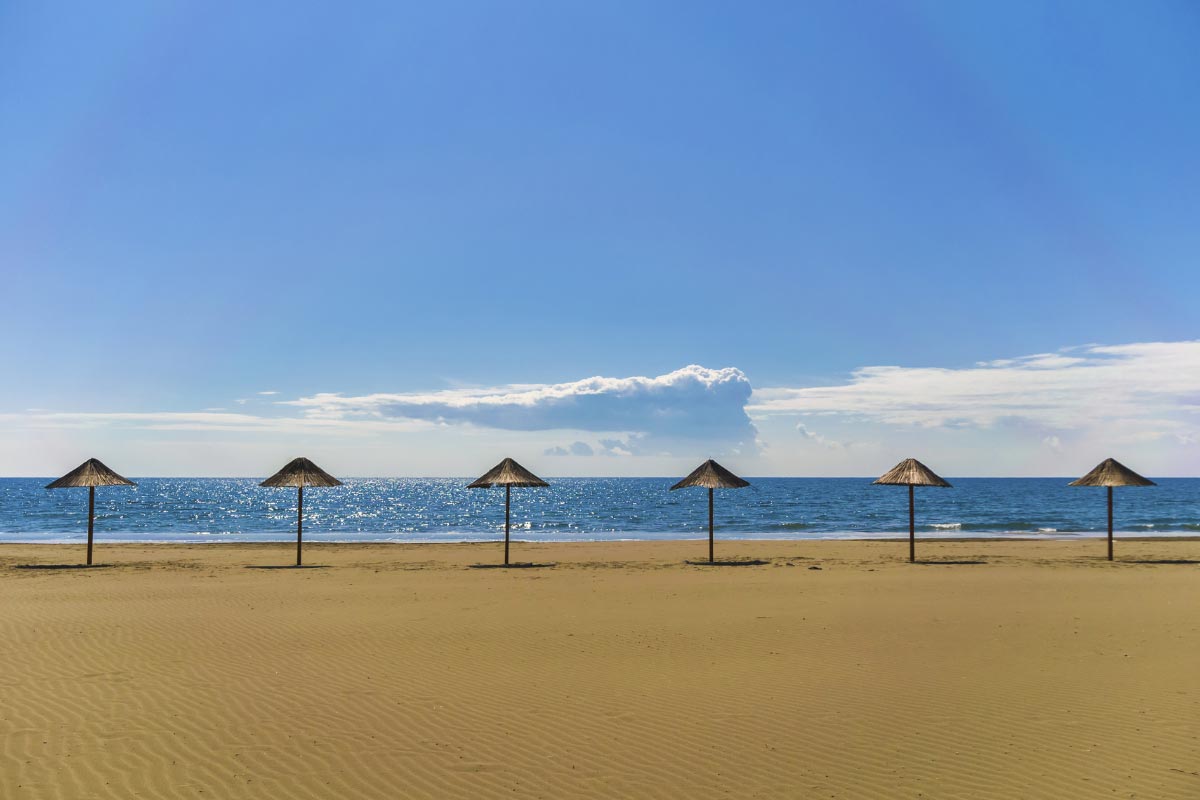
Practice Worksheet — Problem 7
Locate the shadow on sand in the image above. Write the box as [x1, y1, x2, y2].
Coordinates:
[1125, 559, 1200, 565]
[914, 560, 987, 565]
[16, 563, 114, 570]
[469, 562, 555, 570]
[244, 565, 331, 570]
[685, 559, 770, 567]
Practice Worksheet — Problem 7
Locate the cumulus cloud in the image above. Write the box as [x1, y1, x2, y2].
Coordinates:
[3, 366, 757, 458]
[751, 341, 1200, 445]
[286, 365, 757, 452]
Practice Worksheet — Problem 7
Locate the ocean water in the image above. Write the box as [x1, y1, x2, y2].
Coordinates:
[1, 477, 1197, 544]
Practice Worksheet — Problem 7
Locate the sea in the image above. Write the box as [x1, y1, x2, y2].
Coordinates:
[1, 477, 1197, 544]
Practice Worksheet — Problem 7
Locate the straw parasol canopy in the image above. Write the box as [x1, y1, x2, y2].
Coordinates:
[670, 459, 751, 491]
[45, 458, 136, 566]
[670, 459, 750, 563]
[468, 458, 549, 565]
[468, 458, 550, 489]
[873, 458, 951, 562]
[1069, 458, 1155, 561]
[873, 458, 952, 488]
[1068, 458, 1155, 488]
[46, 458, 136, 489]
[260, 457, 343, 488]
[260, 458, 343, 566]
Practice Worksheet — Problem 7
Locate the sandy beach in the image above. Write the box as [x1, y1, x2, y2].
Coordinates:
[1, 538, 1197, 799]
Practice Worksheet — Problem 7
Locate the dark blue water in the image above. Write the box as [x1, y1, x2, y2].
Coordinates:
[1, 477, 1197, 544]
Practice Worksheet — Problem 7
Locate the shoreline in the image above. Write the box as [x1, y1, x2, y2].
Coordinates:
[4, 537, 1200, 567]
[2, 532, 1199, 546]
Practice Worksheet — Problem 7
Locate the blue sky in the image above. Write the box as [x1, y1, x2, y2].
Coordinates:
[2, 2, 1198, 477]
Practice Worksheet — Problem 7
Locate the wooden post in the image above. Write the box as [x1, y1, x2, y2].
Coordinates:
[908, 484, 915, 563]
[1107, 486, 1113, 561]
[708, 487, 715, 564]
[504, 484, 511, 566]
[87, 484, 94, 566]
[296, 485, 304, 567]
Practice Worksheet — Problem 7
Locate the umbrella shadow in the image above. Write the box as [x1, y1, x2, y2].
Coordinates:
[244, 565, 331, 570]
[914, 560, 987, 565]
[685, 559, 770, 567]
[469, 562, 555, 570]
[1125, 559, 1200, 565]
[16, 564, 114, 570]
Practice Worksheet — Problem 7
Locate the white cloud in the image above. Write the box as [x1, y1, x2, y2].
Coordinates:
[5, 343, 1197, 476]
[751, 341, 1200, 446]
[257, 390, 279, 396]
[284, 365, 757, 452]
[5, 410, 430, 436]
[795, 423, 848, 450]
[598, 438, 635, 457]
[544, 441, 596, 457]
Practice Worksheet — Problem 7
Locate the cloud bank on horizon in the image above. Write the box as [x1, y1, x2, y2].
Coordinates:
[284, 365, 758, 456]
[749, 341, 1200, 443]
[3, 341, 1198, 475]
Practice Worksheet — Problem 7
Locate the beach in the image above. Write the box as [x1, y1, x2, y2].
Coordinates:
[2, 538, 1197, 799]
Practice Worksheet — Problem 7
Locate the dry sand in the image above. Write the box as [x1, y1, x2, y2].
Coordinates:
[1, 538, 1197, 799]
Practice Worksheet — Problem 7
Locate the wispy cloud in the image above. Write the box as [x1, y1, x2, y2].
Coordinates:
[257, 390, 279, 396]
[796, 423, 850, 450]
[5, 410, 430, 435]
[544, 441, 595, 457]
[751, 341, 1200, 445]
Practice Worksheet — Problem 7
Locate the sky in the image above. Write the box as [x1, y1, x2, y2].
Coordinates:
[2, 1, 1199, 477]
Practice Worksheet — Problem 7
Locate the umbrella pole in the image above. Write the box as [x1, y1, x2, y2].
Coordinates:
[297, 486, 304, 567]
[504, 485, 511, 566]
[708, 488, 715, 564]
[87, 484, 94, 566]
[1107, 486, 1113, 561]
[908, 484, 915, 563]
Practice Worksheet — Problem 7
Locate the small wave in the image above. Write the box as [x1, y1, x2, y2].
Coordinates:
[1037, 528, 1057, 533]
[929, 523, 962, 530]
[776, 522, 813, 530]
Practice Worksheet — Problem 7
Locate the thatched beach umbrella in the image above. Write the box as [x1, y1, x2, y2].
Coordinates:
[45, 458, 136, 565]
[670, 459, 750, 564]
[873, 458, 952, 563]
[1068, 458, 1155, 561]
[467, 458, 549, 566]
[260, 457, 342, 566]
